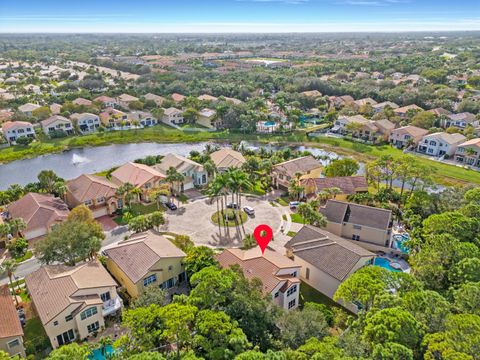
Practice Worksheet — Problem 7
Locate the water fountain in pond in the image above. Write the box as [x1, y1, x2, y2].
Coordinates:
[71, 154, 90, 165]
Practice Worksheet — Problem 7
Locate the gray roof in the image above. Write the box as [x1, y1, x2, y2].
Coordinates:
[320, 200, 392, 230]
[286, 225, 374, 281]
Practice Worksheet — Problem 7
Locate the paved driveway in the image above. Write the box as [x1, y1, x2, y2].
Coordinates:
[162, 196, 284, 248]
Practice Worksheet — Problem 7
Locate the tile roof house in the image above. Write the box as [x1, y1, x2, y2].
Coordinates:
[171, 93, 185, 103]
[393, 104, 424, 118]
[353, 98, 377, 108]
[197, 108, 221, 129]
[455, 138, 480, 169]
[210, 148, 246, 172]
[1, 121, 35, 144]
[18, 103, 40, 116]
[162, 107, 184, 125]
[105, 231, 187, 298]
[111, 162, 165, 202]
[272, 156, 322, 190]
[25, 260, 121, 348]
[99, 107, 128, 128]
[417, 132, 466, 158]
[333, 115, 380, 141]
[66, 174, 122, 218]
[372, 101, 399, 113]
[152, 153, 208, 191]
[373, 119, 396, 139]
[50, 103, 63, 115]
[301, 90, 322, 98]
[198, 94, 218, 103]
[389, 125, 429, 149]
[0, 285, 25, 357]
[144, 93, 166, 106]
[93, 96, 117, 108]
[285, 225, 374, 311]
[428, 107, 451, 118]
[72, 98, 92, 107]
[6, 193, 70, 240]
[301, 176, 368, 200]
[216, 247, 301, 311]
[41, 115, 74, 136]
[116, 94, 139, 109]
[320, 200, 393, 250]
[442, 112, 479, 129]
[70, 113, 100, 134]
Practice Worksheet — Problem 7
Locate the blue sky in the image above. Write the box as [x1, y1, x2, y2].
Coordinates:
[0, 0, 479, 33]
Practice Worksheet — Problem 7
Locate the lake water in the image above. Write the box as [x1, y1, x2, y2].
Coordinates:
[0, 141, 342, 189]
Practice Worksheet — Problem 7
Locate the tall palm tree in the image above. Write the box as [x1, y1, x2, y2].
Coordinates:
[0, 259, 19, 306]
[203, 160, 217, 179]
[8, 218, 26, 238]
[116, 182, 135, 207]
[165, 167, 185, 202]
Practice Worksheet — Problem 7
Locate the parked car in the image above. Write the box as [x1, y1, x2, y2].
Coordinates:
[243, 206, 255, 216]
[165, 202, 177, 210]
[289, 201, 300, 209]
[227, 202, 239, 209]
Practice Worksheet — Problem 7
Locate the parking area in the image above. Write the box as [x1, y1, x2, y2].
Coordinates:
[162, 196, 284, 248]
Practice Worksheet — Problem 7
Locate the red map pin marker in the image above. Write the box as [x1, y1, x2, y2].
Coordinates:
[253, 224, 273, 255]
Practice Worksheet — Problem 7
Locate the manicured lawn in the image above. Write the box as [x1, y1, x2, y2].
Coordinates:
[114, 202, 164, 225]
[14, 250, 33, 263]
[286, 231, 297, 237]
[275, 198, 289, 206]
[24, 317, 51, 358]
[211, 209, 248, 227]
[299, 281, 339, 309]
[290, 213, 306, 224]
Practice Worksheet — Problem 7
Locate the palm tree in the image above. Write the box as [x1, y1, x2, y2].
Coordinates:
[8, 218, 26, 238]
[165, 167, 185, 202]
[116, 182, 135, 207]
[326, 187, 342, 199]
[0, 259, 19, 306]
[207, 180, 222, 224]
[203, 160, 217, 179]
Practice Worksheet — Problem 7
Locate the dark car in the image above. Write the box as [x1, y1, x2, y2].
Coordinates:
[165, 202, 177, 210]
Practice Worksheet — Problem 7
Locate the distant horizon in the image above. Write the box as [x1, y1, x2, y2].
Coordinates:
[1, 0, 479, 33]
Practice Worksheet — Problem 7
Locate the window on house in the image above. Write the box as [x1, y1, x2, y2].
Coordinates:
[352, 234, 360, 241]
[87, 321, 100, 333]
[84, 199, 93, 206]
[286, 285, 297, 297]
[100, 291, 111, 302]
[65, 315, 73, 322]
[288, 299, 296, 309]
[306, 268, 310, 280]
[53, 321, 59, 326]
[7, 339, 20, 348]
[353, 225, 362, 230]
[168, 265, 173, 271]
[97, 197, 105, 203]
[143, 274, 157, 287]
[80, 307, 98, 321]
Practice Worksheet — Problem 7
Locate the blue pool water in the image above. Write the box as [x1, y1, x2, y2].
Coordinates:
[374, 257, 402, 272]
[392, 233, 410, 254]
[89, 345, 114, 360]
[264, 121, 277, 126]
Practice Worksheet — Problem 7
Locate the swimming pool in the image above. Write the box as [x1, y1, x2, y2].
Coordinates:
[374, 257, 402, 272]
[392, 233, 410, 254]
[264, 121, 277, 126]
[89, 345, 114, 360]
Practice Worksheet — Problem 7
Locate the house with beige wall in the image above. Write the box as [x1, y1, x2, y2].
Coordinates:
[104, 231, 187, 298]
[285, 225, 375, 312]
[210, 148, 246, 172]
[455, 138, 480, 169]
[216, 247, 301, 311]
[301, 176, 368, 201]
[320, 200, 393, 249]
[66, 174, 123, 218]
[272, 156, 323, 190]
[0, 285, 25, 357]
[25, 261, 122, 349]
[111, 162, 165, 202]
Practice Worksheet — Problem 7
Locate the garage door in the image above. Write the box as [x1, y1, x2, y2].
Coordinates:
[93, 207, 108, 218]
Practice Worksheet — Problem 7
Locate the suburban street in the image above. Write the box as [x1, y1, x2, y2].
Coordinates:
[0, 226, 130, 286]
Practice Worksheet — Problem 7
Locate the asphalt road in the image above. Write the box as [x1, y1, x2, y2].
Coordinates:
[0, 226, 130, 286]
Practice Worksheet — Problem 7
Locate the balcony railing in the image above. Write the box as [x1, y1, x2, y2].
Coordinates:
[102, 296, 122, 316]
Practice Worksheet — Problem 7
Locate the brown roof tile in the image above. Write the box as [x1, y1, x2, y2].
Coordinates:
[286, 225, 374, 281]
[0, 285, 23, 339]
[67, 174, 118, 203]
[273, 156, 322, 178]
[111, 162, 164, 188]
[301, 176, 368, 196]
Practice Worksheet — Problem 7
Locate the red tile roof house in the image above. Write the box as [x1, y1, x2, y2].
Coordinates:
[216, 248, 301, 311]
[301, 176, 368, 200]
[116, 94, 139, 109]
[0, 285, 25, 357]
[66, 174, 123, 218]
[111, 162, 165, 202]
[171, 93, 185, 103]
[6, 192, 70, 241]
[1, 121, 35, 144]
[388, 125, 429, 149]
[393, 104, 424, 119]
